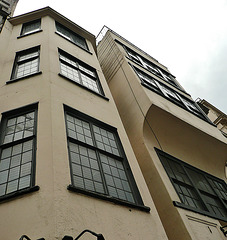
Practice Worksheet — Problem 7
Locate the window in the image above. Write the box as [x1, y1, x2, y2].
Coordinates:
[11, 46, 40, 80]
[156, 149, 227, 221]
[56, 22, 88, 51]
[20, 19, 41, 36]
[124, 46, 180, 88]
[134, 67, 209, 121]
[65, 107, 143, 206]
[59, 50, 103, 94]
[0, 104, 37, 198]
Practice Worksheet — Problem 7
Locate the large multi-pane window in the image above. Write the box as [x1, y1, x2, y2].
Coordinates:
[11, 46, 40, 80]
[156, 149, 227, 221]
[134, 67, 207, 120]
[59, 50, 103, 95]
[124, 45, 180, 89]
[0, 104, 37, 197]
[20, 19, 41, 36]
[65, 107, 143, 206]
[56, 22, 88, 51]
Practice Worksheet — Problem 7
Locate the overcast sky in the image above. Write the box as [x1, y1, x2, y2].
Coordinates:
[14, 0, 227, 114]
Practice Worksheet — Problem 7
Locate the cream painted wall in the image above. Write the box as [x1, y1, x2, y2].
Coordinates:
[97, 31, 227, 240]
[0, 10, 169, 240]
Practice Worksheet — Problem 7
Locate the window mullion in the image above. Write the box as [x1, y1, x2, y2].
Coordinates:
[89, 122, 109, 195]
[17, 55, 38, 64]
[96, 151, 109, 196]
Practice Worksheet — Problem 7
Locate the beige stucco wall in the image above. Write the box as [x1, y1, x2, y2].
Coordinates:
[97, 31, 227, 240]
[0, 11, 169, 240]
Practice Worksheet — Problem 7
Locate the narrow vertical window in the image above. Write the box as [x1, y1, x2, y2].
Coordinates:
[11, 46, 40, 80]
[0, 104, 38, 197]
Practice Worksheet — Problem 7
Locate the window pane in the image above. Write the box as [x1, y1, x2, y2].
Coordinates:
[60, 62, 80, 83]
[100, 154, 135, 203]
[0, 108, 36, 197]
[56, 22, 88, 50]
[22, 19, 40, 35]
[93, 126, 120, 156]
[69, 142, 105, 194]
[3, 112, 35, 144]
[66, 115, 93, 146]
[81, 73, 99, 93]
[13, 48, 39, 80]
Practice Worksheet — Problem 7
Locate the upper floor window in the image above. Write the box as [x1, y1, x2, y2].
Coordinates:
[59, 50, 103, 95]
[156, 149, 227, 221]
[20, 19, 41, 36]
[11, 46, 40, 81]
[124, 46, 181, 89]
[65, 107, 144, 207]
[56, 22, 88, 51]
[134, 67, 208, 121]
[0, 104, 38, 198]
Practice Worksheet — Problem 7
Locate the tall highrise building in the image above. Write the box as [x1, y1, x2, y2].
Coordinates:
[97, 27, 227, 240]
[0, 7, 169, 240]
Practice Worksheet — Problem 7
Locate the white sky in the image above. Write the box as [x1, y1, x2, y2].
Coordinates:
[14, 0, 227, 113]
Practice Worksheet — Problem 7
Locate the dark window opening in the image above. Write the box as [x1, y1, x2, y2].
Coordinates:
[156, 149, 227, 221]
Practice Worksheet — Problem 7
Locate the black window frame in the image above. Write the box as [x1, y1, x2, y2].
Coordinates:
[19, 19, 42, 37]
[55, 22, 89, 52]
[133, 66, 213, 124]
[58, 49, 106, 98]
[10, 46, 41, 82]
[65, 105, 149, 212]
[0, 103, 39, 202]
[155, 148, 227, 221]
[120, 43, 186, 91]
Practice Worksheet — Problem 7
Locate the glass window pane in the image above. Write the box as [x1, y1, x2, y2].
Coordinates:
[6, 179, 18, 194]
[19, 175, 30, 190]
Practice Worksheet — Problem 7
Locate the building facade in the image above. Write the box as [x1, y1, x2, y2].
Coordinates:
[0, 7, 169, 240]
[197, 99, 227, 138]
[97, 27, 227, 240]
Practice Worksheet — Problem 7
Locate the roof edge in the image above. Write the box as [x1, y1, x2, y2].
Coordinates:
[8, 6, 97, 52]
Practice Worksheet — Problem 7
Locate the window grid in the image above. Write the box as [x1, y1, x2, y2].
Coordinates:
[56, 22, 88, 51]
[65, 110, 140, 204]
[157, 149, 227, 220]
[59, 51, 102, 94]
[21, 19, 41, 36]
[134, 67, 206, 120]
[0, 107, 37, 197]
[12, 47, 40, 80]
